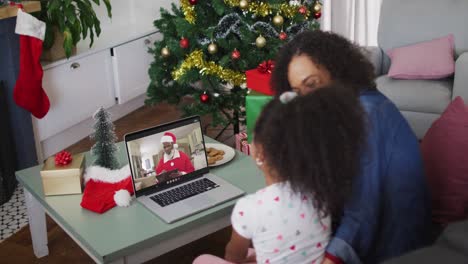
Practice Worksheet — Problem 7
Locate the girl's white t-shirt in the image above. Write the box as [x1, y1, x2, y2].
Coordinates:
[231, 183, 331, 264]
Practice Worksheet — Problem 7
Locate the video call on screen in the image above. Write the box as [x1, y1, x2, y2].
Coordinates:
[126, 122, 207, 191]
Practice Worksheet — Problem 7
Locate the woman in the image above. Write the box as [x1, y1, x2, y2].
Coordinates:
[270, 30, 431, 264]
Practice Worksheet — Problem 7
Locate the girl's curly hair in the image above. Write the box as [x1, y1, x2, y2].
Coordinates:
[254, 84, 366, 219]
[271, 30, 376, 95]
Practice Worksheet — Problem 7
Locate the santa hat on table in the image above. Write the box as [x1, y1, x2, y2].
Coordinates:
[80, 165, 135, 214]
[161, 132, 178, 149]
[14, 8, 50, 119]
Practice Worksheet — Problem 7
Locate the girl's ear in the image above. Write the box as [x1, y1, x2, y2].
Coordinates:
[251, 141, 263, 161]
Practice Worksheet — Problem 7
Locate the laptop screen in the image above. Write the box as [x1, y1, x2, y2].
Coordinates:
[124, 116, 209, 197]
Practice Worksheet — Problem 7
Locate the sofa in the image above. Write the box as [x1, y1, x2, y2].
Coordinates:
[383, 220, 468, 264]
[365, 0, 468, 139]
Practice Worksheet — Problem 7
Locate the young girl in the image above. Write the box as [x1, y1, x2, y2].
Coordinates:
[194, 84, 366, 264]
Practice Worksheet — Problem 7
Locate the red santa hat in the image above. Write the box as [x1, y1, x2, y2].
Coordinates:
[161, 132, 178, 149]
[80, 165, 135, 214]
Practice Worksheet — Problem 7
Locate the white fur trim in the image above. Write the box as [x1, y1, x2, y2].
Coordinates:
[84, 164, 130, 183]
[161, 135, 174, 143]
[114, 190, 132, 207]
[163, 149, 180, 163]
[15, 9, 45, 41]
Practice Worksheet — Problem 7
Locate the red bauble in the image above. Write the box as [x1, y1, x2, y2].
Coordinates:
[200, 93, 210, 103]
[314, 12, 322, 19]
[180, 38, 190, 49]
[298, 6, 307, 15]
[231, 49, 241, 60]
[279, 31, 288, 41]
[188, 0, 197, 5]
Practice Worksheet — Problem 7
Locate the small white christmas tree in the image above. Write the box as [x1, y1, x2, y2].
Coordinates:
[90, 107, 119, 170]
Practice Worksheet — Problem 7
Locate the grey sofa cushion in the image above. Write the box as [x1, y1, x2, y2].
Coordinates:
[382, 220, 468, 264]
[377, 76, 452, 114]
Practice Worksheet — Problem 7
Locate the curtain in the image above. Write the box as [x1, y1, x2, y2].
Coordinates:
[321, 0, 383, 46]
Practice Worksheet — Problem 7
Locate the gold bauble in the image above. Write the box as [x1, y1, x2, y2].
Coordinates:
[273, 15, 284, 27]
[161, 47, 170, 58]
[208, 43, 218, 54]
[313, 1, 322, 13]
[256, 35, 267, 48]
[239, 0, 249, 10]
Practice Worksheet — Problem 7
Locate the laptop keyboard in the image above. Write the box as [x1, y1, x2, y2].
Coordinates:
[150, 178, 220, 207]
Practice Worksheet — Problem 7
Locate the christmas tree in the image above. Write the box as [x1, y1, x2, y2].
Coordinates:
[146, 0, 322, 132]
[90, 107, 119, 170]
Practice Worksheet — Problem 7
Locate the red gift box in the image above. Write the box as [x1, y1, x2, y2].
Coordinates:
[245, 60, 275, 96]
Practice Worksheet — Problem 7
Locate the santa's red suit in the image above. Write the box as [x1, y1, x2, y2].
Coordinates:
[155, 149, 195, 175]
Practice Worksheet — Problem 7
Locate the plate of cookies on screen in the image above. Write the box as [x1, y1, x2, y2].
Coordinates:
[205, 143, 236, 167]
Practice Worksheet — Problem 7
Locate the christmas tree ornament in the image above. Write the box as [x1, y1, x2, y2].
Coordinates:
[239, 0, 249, 10]
[13, 9, 50, 119]
[279, 31, 288, 41]
[200, 92, 210, 103]
[273, 14, 284, 27]
[172, 50, 245, 86]
[180, 37, 190, 49]
[231, 49, 241, 60]
[91, 107, 119, 170]
[313, 1, 322, 13]
[214, 93, 220, 98]
[208, 42, 218, 54]
[161, 47, 171, 58]
[256, 35, 267, 48]
[314, 11, 322, 19]
[298, 6, 307, 15]
[181, 0, 196, 24]
[188, 0, 198, 5]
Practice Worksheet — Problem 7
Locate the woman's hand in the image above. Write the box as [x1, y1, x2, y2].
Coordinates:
[322, 258, 336, 264]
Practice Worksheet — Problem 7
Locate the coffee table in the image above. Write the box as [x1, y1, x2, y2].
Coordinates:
[15, 138, 264, 263]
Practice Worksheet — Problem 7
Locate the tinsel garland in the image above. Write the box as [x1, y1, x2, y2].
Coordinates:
[214, 13, 242, 39]
[172, 50, 246, 86]
[224, 0, 302, 19]
[181, 0, 196, 24]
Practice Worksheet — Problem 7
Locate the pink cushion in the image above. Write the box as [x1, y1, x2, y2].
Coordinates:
[387, 35, 455, 79]
[421, 97, 468, 225]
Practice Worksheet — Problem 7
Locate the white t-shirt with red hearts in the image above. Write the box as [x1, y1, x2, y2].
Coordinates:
[231, 182, 331, 264]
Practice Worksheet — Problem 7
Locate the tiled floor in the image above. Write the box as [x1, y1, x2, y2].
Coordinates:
[0, 185, 28, 242]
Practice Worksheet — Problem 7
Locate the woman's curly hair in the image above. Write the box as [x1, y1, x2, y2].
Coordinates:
[254, 84, 366, 220]
[271, 30, 376, 95]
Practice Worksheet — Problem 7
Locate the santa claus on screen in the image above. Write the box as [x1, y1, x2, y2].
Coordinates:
[155, 132, 195, 176]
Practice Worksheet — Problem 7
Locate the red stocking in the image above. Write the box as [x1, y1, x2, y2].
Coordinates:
[13, 9, 50, 119]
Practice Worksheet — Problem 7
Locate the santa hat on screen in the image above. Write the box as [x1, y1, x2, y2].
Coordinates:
[80, 165, 135, 214]
[161, 132, 178, 149]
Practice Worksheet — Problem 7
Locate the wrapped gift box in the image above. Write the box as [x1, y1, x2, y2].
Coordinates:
[40, 153, 86, 196]
[245, 69, 275, 96]
[235, 132, 251, 156]
[246, 91, 273, 143]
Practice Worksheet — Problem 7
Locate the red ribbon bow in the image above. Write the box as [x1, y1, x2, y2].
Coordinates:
[257, 60, 275, 74]
[55, 151, 73, 166]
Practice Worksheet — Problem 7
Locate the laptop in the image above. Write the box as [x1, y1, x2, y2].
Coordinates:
[124, 116, 245, 223]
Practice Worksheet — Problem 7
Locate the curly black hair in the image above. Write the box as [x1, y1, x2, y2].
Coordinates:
[271, 30, 376, 95]
[254, 84, 366, 219]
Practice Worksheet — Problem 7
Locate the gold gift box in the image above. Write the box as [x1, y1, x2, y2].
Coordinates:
[40, 153, 86, 196]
